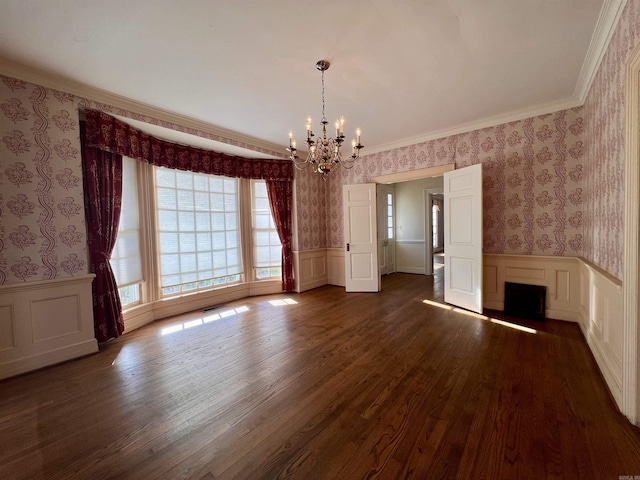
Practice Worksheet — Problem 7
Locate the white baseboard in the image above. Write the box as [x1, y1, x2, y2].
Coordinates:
[397, 266, 426, 275]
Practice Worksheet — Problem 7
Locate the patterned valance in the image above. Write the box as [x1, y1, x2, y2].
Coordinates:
[83, 109, 293, 181]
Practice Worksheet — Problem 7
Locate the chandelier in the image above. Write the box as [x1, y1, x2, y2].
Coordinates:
[287, 60, 363, 176]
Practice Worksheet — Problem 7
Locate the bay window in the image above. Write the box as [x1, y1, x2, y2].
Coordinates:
[111, 158, 282, 309]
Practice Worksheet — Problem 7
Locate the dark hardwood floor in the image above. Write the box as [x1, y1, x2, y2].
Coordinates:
[2, 272, 640, 479]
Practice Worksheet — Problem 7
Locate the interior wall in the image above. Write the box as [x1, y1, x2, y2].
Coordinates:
[582, 0, 640, 281]
[326, 109, 585, 265]
[395, 176, 443, 274]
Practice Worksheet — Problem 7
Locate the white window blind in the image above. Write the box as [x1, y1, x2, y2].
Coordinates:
[110, 156, 143, 287]
[251, 180, 282, 279]
[387, 193, 394, 239]
[156, 168, 242, 295]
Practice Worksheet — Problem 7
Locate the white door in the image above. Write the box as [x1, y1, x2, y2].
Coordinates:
[377, 185, 395, 276]
[344, 183, 380, 292]
[444, 163, 483, 313]
[426, 193, 434, 275]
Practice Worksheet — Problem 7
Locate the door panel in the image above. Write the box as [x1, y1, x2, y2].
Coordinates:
[344, 184, 380, 292]
[444, 164, 483, 313]
[377, 185, 395, 276]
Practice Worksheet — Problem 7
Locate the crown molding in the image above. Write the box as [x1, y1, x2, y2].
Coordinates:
[0, 57, 287, 159]
[364, 96, 582, 156]
[364, 0, 627, 157]
[574, 0, 628, 102]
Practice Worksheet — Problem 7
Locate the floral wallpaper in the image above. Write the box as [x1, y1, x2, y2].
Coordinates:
[308, 108, 585, 260]
[582, 0, 640, 280]
[293, 166, 328, 251]
[0, 74, 284, 286]
[0, 78, 87, 284]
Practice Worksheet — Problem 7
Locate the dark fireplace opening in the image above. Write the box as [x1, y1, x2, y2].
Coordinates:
[504, 282, 546, 320]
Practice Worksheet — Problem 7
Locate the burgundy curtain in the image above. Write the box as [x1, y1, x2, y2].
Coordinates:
[266, 180, 294, 291]
[84, 109, 294, 181]
[83, 109, 295, 296]
[80, 122, 125, 343]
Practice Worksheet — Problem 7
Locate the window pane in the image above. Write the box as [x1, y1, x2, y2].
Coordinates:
[111, 157, 143, 287]
[155, 167, 241, 295]
[251, 180, 282, 279]
[155, 168, 176, 187]
[159, 232, 179, 253]
[158, 210, 178, 231]
[156, 187, 177, 209]
[118, 284, 140, 307]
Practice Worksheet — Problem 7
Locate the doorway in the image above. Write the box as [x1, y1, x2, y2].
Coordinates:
[363, 164, 454, 293]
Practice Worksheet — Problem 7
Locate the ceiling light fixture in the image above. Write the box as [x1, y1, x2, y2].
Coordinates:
[287, 60, 363, 177]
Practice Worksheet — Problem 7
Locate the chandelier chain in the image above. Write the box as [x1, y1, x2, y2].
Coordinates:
[321, 68, 326, 122]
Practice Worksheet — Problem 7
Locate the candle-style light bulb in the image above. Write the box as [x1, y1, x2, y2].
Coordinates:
[340, 116, 345, 135]
[289, 130, 293, 148]
[356, 128, 361, 144]
[352, 139, 356, 154]
[335, 120, 340, 137]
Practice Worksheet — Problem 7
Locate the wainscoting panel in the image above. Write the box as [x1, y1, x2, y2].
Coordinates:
[0, 305, 15, 351]
[0, 274, 98, 380]
[294, 249, 329, 292]
[579, 260, 623, 408]
[483, 254, 581, 322]
[327, 248, 345, 287]
[483, 265, 499, 295]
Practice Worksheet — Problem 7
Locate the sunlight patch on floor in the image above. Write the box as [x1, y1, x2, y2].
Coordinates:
[490, 318, 538, 334]
[268, 298, 298, 306]
[160, 305, 249, 336]
[422, 299, 453, 310]
[422, 299, 537, 334]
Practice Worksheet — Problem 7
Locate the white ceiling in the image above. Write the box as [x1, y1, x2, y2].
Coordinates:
[0, 0, 620, 158]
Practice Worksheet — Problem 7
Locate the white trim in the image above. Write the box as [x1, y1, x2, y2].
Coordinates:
[574, 0, 629, 101]
[424, 187, 444, 276]
[0, 56, 286, 159]
[623, 38, 640, 425]
[369, 164, 454, 184]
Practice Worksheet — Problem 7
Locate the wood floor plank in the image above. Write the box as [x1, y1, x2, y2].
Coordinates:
[2, 272, 640, 480]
